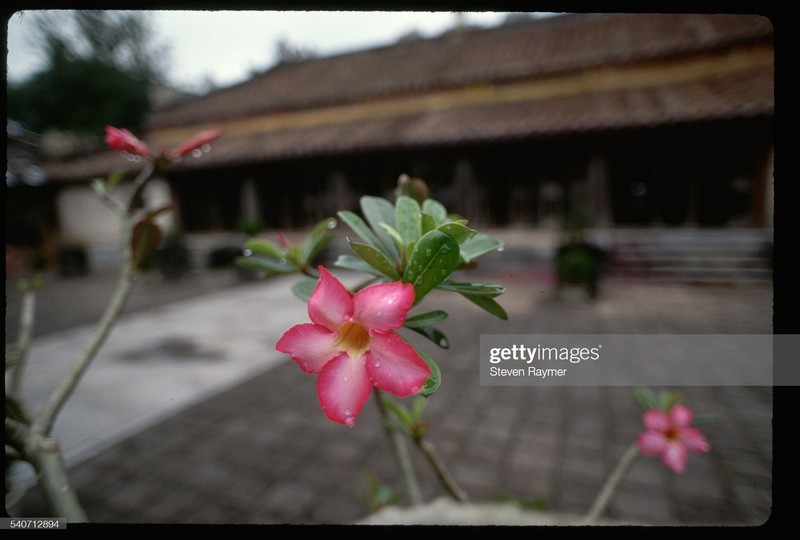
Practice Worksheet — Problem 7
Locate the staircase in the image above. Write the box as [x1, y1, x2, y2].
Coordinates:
[601, 228, 773, 284]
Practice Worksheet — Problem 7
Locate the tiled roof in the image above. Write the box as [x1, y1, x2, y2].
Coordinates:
[44, 13, 773, 182]
[148, 12, 773, 128]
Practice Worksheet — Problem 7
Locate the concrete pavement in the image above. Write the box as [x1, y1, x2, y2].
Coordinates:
[5, 262, 774, 526]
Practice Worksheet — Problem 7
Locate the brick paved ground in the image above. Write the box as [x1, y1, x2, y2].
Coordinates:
[6, 264, 774, 526]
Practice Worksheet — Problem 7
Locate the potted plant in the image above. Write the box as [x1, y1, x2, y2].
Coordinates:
[555, 201, 607, 299]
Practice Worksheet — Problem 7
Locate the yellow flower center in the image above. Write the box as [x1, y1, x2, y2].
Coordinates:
[336, 321, 371, 357]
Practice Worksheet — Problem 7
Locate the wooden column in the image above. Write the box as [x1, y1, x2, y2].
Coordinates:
[587, 152, 612, 228]
[240, 176, 260, 221]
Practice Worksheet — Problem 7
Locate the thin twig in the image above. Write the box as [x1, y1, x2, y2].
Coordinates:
[374, 390, 423, 506]
[126, 162, 155, 213]
[10, 282, 38, 398]
[33, 164, 154, 437]
[416, 438, 469, 502]
[582, 443, 640, 524]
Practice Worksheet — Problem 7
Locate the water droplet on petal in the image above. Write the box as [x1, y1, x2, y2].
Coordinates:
[373, 360, 381, 368]
[344, 408, 352, 415]
[344, 416, 356, 427]
[201, 143, 212, 153]
[343, 376, 349, 382]
[411, 385, 421, 394]
[192, 148, 203, 158]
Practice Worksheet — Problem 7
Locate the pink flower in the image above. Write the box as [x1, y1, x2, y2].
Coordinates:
[276, 266, 432, 427]
[104, 125, 221, 162]
[166, 129, 222, 159]
[104, 125, 150, 157]
[637, 404, 710, 473]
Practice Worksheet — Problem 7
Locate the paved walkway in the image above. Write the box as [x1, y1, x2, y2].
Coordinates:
[5, 261, 774, 526]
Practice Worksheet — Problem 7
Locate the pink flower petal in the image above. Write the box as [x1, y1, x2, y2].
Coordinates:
[680, 427, 711, 453]
[662, 442, 689, 474]
[104, 125, 150, 156]
[643, 408, 670, 431]
[308, 267, 353, 331]
[276, 323, 340, 373]
[669, 404, 694, 428]
[365, 332, 431, 396]
[353, 281, 415, 332]
[317, 353, 373, 427]
[637, 431, 668, 456]
[169, 129, 221, 158]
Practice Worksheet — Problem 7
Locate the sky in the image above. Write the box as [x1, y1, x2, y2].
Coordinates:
[6, 10, 539, 92]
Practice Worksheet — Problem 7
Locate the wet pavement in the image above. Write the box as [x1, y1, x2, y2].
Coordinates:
[4, 255, 776, 527]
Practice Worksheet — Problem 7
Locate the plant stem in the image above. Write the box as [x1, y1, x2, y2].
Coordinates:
[33, 166, 152, 437]
[10, 283, 38, 399]
[7, 164, 159, 522]
[33, 227, 137, 437]
[416, 438, 469, 502]
[374, 390, 423, 506]
[582, 443, 640, 524]
[26, 436, 89, 522]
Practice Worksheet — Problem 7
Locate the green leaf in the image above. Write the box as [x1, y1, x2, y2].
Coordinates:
[91, 178, 107, 197]
[338, 210, 382, 250]
[422, 199, 448, 226]
[349, 240, 401, 280]
[437, 222, 476, 244]
[408, 326, 450, 349]
[461, 293, 508, 320]
[633, 387, 658, 411]
[106, 169, 125, 191]
[421, 213, 437, 235]
[334, 254, 386, 278]
[459, 233, 504, 263]
[437, 281, 506, 297]
[285, 244, 304, 267]
[403, 230, 461, 301]
[236, 255, 294, 274]
[131, 219, 162, 269]
[411, 396, 427, 421]
[360, 196, 399, 260]
[378, 223, 407, 258]
[244, 238, 286, 261]
[657, 390, 683, 412]
[395, 195, 422, 248]
[292, 277, 318, 302]
[403, 310, 449, 328]
[302, 217, 337, 263]
[145, 205, 173, 220]
[381, 396, 413, 427]
[416, 348, 441, 397]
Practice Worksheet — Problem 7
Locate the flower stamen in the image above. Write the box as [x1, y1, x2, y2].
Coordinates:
[336, 321, 371, 357]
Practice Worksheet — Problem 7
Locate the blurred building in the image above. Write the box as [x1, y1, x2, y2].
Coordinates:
[19, 13, 774, 279]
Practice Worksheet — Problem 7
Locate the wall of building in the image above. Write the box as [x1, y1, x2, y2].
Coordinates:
[56, 178, 175, 269]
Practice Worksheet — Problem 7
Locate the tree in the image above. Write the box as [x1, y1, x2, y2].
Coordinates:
[275, 37, 317, 65]
[7, 10, 169, 135]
